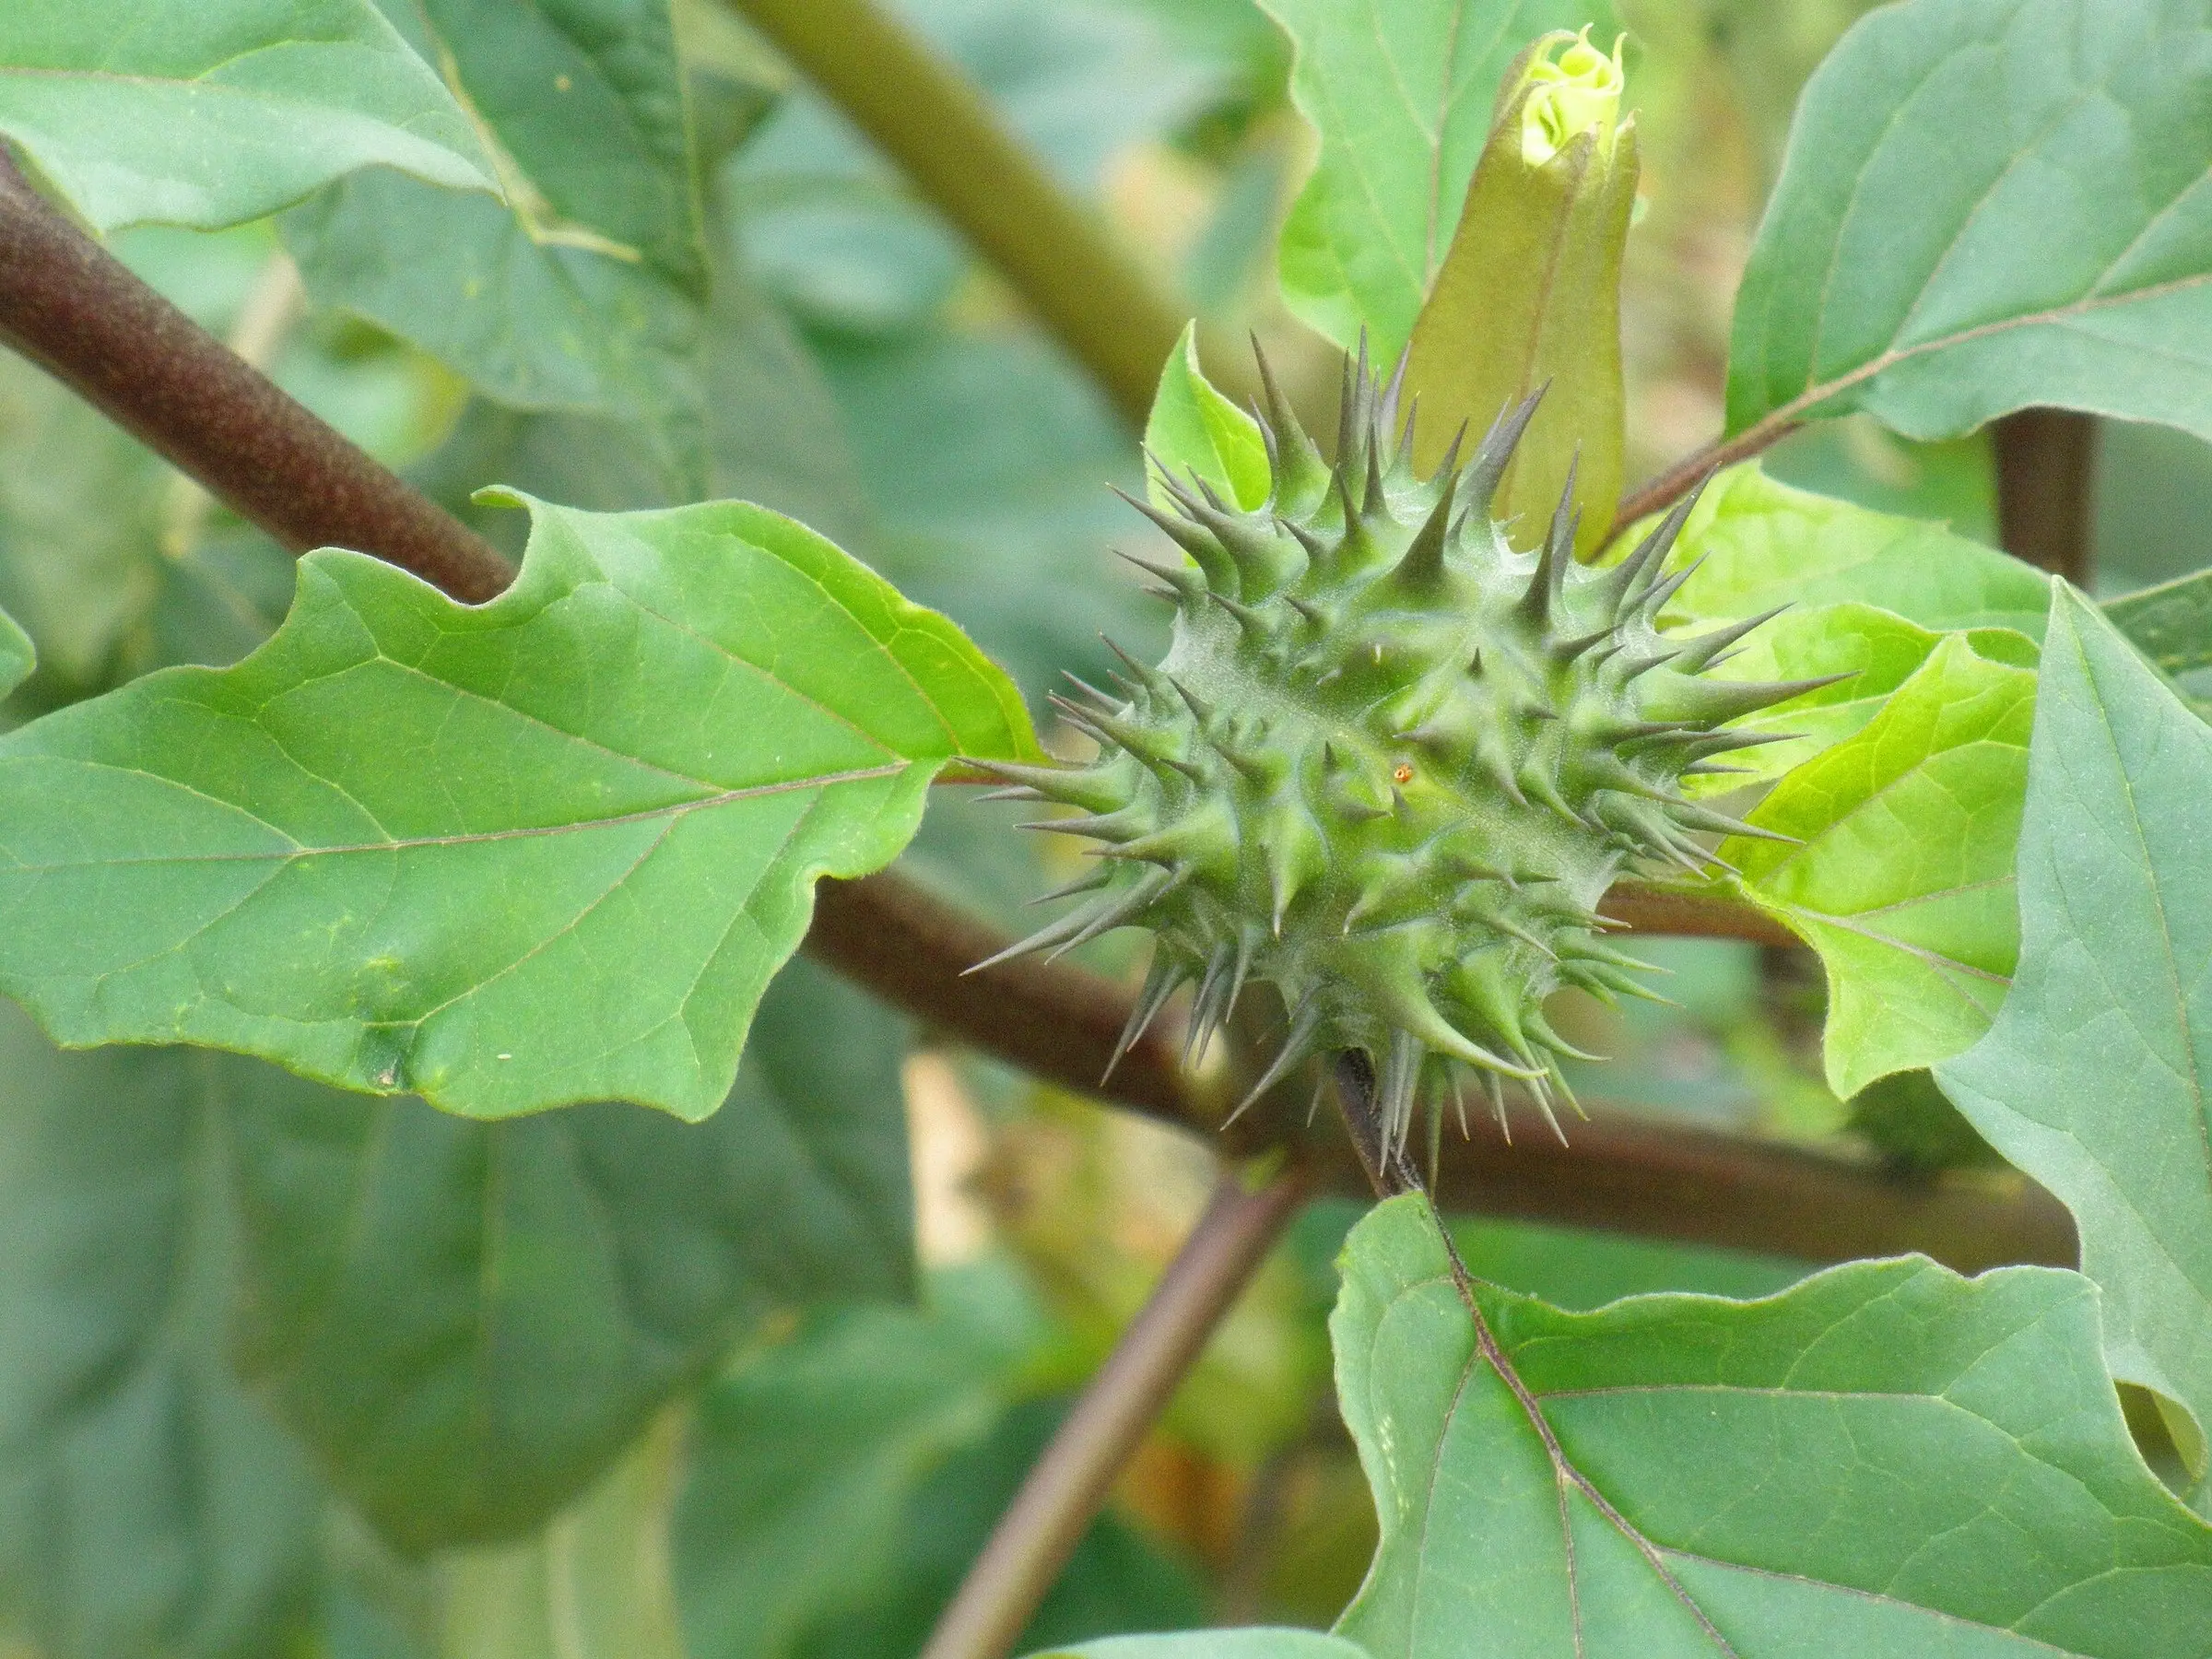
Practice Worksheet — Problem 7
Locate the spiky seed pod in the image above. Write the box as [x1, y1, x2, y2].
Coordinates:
[971, 353, 1823, 1156]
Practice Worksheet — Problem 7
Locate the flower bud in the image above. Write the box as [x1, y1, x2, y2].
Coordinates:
[1405, 29, 1638, 558]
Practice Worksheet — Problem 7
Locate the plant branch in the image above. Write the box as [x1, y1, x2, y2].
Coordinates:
[0, 152, 513, 604]
[817, 873, 2077, 1274]
[920, 1161, 1313, 1659]
[724, 0, 1247, 428]
[1605, 414, 1801, 543]
[0, 165, 2075, 1276]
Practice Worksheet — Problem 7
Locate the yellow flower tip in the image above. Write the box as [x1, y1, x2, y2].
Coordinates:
[1518, 28, 1629, 168]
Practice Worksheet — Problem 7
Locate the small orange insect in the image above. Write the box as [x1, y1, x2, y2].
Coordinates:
[1392, 763, 1414, 784]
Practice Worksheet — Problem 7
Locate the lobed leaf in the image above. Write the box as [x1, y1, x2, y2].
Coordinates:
[0, 0, 493, 231]
[1144, 324, 1270, 513]
[1330, 1195, 2212, 1656]
[1939, 585, 2212, 1500]
[0, 494, 1032, 1120]
[1725, 632, 2037, 1097]
[1258, 0, 1616, 360]
[1729, 0, 2212, 445]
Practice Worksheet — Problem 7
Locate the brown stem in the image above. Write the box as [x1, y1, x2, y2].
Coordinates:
[920, 1163, 1313, 1659]
[1604, 416, 1801, 546]
[1993, 408, 2098, 583]
[0, 152, 512, 604]
[811, 872, 2077, 1272]
[724, 0, 1253, 428]
[0, 147, 2075, 1276]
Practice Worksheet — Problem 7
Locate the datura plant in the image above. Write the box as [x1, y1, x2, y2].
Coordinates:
[7, 1, 2212, 1657]
[974, 349, 1823, 1154]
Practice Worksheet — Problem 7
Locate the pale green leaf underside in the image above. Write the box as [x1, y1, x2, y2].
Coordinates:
[0, 0, 493, 231]
[1728, 0, 2212, 443]
[1939, 586, 2212, 1489]
[0, 604, 29, 700]
[1145, 323, 1270, 513]
[1725, 632, 2036, 1098]
[1331, 1196, 2212, 1657]
[1258, 0, 1615, 360]
[0, 495, 1032, 1121]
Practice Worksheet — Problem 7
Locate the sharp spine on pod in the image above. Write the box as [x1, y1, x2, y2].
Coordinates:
[962, 342, 1824, 1161]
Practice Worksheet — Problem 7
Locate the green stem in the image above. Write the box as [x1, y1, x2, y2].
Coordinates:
[725, 0, 1248, 427]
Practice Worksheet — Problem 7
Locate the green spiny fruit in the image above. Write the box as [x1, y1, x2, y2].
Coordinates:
[971, 348, 1827, 1156]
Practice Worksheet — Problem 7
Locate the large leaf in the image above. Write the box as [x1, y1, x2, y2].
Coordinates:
[1938, 586, 2212, 1491]
[1725, 632, 2037, 1097]
[0, 494, 1032, 1120]
[227, 956, 910, 1552]
[1727, 0, 2212, 445]
[284, 0, 710, 494]
[0, 1001, 323, 1659]
[1660, 464, 2050, 639]
[1259, 0, 1616, 359]
[0, 0, 492, 231]
[1327, 1195, 2212, 1656]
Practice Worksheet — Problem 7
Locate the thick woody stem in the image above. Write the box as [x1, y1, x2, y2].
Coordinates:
[0, 153, 513, 603]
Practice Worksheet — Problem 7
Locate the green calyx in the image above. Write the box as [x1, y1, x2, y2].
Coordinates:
[972, 348, 1825, 1155]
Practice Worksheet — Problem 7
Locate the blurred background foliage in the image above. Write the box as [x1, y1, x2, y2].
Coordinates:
[1, 0, 2207, 1654]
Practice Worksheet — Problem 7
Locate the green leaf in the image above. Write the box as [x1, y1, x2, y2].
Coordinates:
[2103, 568, 2212, 678]
[227, 956, 911, 1552]
[1683, 600, 2030, 795]
[1937, 585, 2212, 1494]
[0, 0, 493, 231]
[435, 1411, 688, 1659]
[1660, 464, 2050, 639]
[282, 0, 710, 494]
[0, 1000, 323, 1659]
[0, 494, 1032, 1120]
[677, 1262, 1205, 1659]
[1145, 324, 1270, 513]
[1727, 0, 2212, 445]
[1330, 1194, 2212, 1655]
[1726, 632, 2038, 1097]
[1028, 1637, 1366, 1659]
[0, 603, 28, 700]
[1259, 0, 1616, 360]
